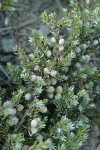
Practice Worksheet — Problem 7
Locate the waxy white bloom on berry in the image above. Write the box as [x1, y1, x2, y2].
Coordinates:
[46, 79, 51, 85]
[56, 86, 63, 94]
[30, 75, 37, 82]
[62, 66, 68, 72]
[46, 50, 52, 58]
[29, 53, 35, 59]
[8, 117, 18, 126]
[13, 117, 19, 125]
[66, 62, 71, 67]
[31, 127, 38, 134]
[51, 78, 57, 85]
[81, 44, 87, 50]
[10, 108, 17, 115]
[31, 119, 38, 127]
[47, 93, 54, 99]
[59, 38, 65, 45]
[23, 145, 30, 150]
[3, 101, 14, 108]
[75, 47, 81, 53]
[93, 40, 98, 46]
[86, 0, 90, 4]
[59, 45, 64, 51]
[17, 104, 24, 111]
[50, 70, 57, 77]
[25, 93, 31, 101]
[5, 108, 16, 116]
[87, 41, 90, 45]
[55, 93, 62, 99]
[44, 68, 50, 74]
[40, 106, 47, 113]
[75, 62, 81, 68]
[34, 65, 40, 71]
[47, 86, 55, 93]
[51, 37, 56, 43]
[84, 55, 90, 62]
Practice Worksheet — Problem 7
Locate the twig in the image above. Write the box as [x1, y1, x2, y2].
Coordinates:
[0, 65, 11, 81]
[2, 109, 30, 150]
[13, 109, 30, 134]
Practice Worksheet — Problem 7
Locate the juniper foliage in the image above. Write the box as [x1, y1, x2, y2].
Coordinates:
[0, 0, 17, 10]
[0, 0, 100, 150]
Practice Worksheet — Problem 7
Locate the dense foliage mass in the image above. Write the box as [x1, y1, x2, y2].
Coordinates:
[0, 0, 17, 10]
[0, 0, 100, 150]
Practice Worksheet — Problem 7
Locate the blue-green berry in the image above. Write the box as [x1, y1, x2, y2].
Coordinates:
[56, 86, 63, 94]
[47, 86, 55, 93]
[75, 47, 81, 54]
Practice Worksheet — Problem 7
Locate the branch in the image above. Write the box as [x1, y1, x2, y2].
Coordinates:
[0, 65, 11, 81]
[13, 109, 30, 134]
[2, 109, 30, 150]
